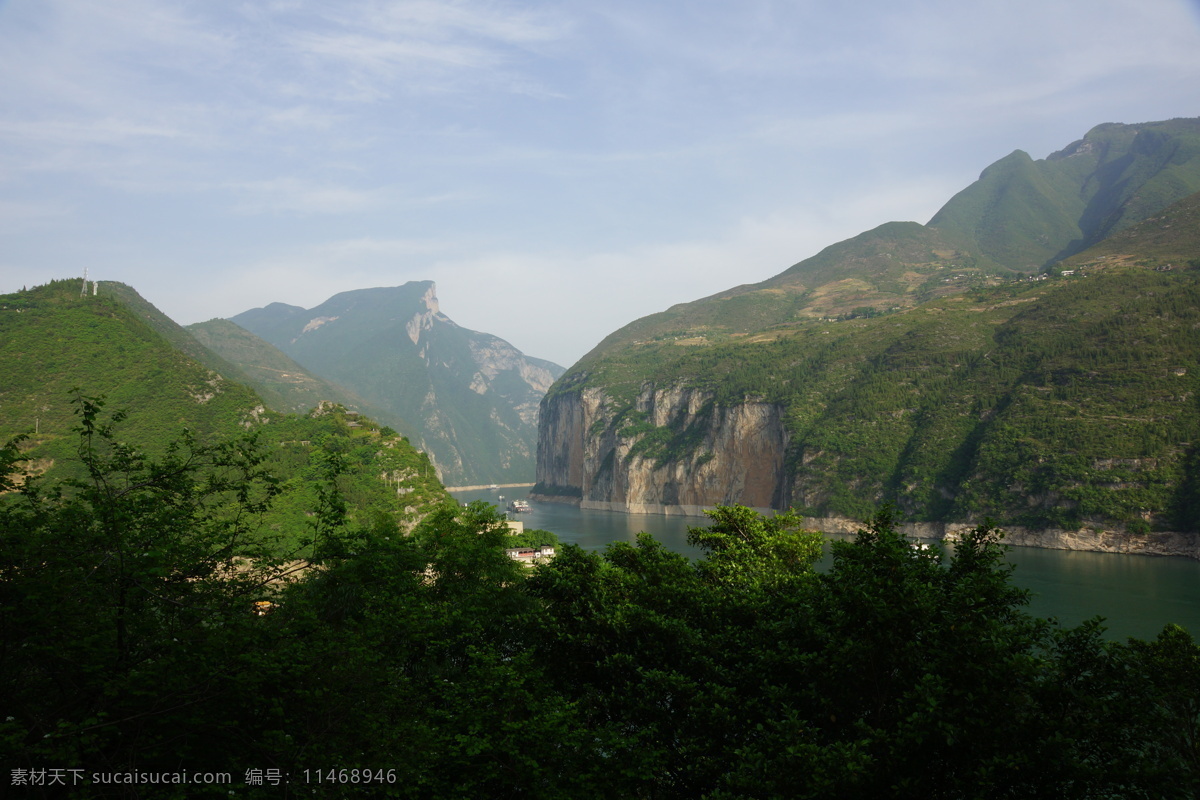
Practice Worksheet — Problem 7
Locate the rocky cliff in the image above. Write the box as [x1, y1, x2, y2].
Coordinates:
[534, 123, 1200, 556]
[534, 385, 1200, 559]
[534, 384, 790, 515]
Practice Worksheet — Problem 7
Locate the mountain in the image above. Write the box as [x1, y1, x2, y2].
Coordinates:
[0, 278, 450, 535]
[230, 282, 564, 486]
[0, 279, 264, 474]
[928, 118, 1200, 269]
[535, 119, 1200, 548]
[577, 119, 1200, 368]
[186, 317, 379, 417]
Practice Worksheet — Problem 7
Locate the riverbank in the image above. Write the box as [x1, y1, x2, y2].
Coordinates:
[529, 493, 1200, 561]
[447, 482, 535, 492]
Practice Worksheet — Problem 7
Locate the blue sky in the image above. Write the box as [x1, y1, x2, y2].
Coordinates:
[2, 0, 1199, 367]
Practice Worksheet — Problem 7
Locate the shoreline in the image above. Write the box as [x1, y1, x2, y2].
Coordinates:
[447, 482, 535, 492]
[529, 493, 1200, 560]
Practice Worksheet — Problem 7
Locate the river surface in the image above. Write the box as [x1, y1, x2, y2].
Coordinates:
[452, 487, 1200, 641]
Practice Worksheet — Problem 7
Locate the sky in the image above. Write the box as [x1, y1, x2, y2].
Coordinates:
[2, 1, 1199, 368]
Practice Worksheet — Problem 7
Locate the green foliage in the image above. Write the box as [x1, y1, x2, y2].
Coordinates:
[507, 526, 561, 549]
[554, 265, 1200, 531]
[249, 403, 450, 549]
[688, 504, 823, 590]
[0, 395, 296, 780]
[4, 416, 1198, 800]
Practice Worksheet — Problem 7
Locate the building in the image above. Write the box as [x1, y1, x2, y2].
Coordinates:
[505, 545, 556, 564]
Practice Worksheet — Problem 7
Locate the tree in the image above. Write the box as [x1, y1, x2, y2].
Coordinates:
[0, 394, 292, 778]
[688, 504, 823, 591]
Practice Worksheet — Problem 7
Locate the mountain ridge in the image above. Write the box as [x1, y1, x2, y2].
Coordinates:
[536, 117, 1200, 547]
[0, 277, 451, 538]
[231, 281, 563, 486]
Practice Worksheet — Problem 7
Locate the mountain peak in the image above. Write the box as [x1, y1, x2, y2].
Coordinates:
[230, 282, 563, 485]
[406, 282, 440, 346]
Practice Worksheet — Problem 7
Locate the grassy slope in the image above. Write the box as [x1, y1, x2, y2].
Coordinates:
[927, 118, 1200, 268]
[186, 317, 380, 417]
[0, 279, 263, 470]
[0, 279, 450, 545]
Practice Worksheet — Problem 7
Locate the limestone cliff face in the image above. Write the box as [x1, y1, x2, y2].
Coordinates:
[534, 385, 1200, 559]
[405, 283, 441, 346]
[535, 384, 790, 514]
[230, 281, 564, 486]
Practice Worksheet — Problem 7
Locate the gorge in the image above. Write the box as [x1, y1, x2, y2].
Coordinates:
[533, 118, 1200, 558]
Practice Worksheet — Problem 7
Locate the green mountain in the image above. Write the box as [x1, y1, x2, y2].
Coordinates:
[537, 120, 1200, 541]
[230, 282, 564, 487]
[0, 279, 264, 474]
[928, 117, 1200, 269]
[0, 278, 450, 537]
[186, 317, 380, 417]
[577, 119, 1200, 368]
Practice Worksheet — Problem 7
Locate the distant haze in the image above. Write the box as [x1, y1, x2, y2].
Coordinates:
[1, 0, 1199, 366]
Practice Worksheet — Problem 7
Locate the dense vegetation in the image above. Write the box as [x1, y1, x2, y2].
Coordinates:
[559, 264, 1200, 529]
[0, 280, 449, 548]
[3, 411, 1198, 798]
[545, 133, 1200, 532]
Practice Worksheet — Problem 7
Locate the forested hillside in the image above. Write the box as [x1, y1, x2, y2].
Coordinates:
[0, 279, 449, 545]
[537, 120, 1200, 539]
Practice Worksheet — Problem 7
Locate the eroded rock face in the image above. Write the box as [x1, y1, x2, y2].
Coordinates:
[535, 386, 1200, 560]
[405, 284, 440, 346]
[535, 384, 789, 514]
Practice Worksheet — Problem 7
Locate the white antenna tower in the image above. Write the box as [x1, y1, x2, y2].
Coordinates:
[81, 266, 89, 297]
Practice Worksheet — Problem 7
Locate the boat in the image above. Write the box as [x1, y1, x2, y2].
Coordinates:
[507, 500, 532, 514]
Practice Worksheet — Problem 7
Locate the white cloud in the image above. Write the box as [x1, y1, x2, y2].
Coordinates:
[3, 0, 1200, 371]
[258, 0, 571, 100]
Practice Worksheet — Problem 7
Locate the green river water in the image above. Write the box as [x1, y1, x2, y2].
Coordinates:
[452, 487, 1200, 641]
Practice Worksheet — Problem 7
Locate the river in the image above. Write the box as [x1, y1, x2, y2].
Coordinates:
[452, 487, 1200, 641]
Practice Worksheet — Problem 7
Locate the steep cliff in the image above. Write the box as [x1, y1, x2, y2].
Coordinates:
[535, 187, 1200, 545]
[535, 385, 789, 514]
[231, 281, 563, 486]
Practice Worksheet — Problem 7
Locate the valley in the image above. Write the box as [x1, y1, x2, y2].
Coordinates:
[534, 119, 1200, 554]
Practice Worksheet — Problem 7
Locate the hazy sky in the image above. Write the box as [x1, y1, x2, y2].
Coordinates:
[2, 0, 1199, 367]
